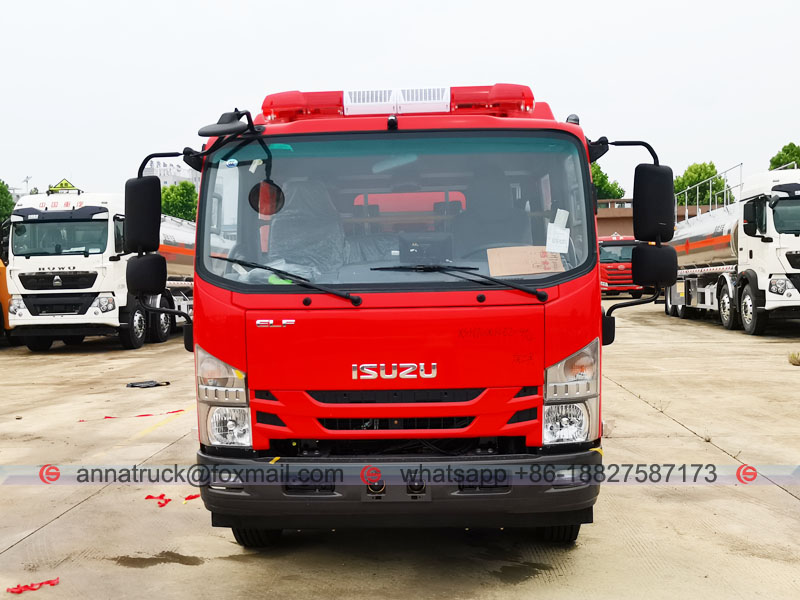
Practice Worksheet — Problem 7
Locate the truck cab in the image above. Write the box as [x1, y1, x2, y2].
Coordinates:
[599, 234, 643, 298]
[6, 193, 143, 350]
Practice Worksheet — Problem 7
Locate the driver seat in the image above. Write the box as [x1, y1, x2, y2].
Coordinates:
[268, 180, 345, 275]
[452, 170, 532, 258]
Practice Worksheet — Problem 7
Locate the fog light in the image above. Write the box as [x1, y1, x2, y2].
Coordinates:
[769, 279, 787, 295]
[207, 407, 251, 446]
[543, 403, 589, 444]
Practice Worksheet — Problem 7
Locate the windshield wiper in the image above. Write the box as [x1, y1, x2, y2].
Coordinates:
[371, 264, 548, 302]
[212, 256, 362, 306]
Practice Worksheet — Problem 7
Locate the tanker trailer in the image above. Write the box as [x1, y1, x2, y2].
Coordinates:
[5, 192, 195, 350]
[664, 170, 800, 335]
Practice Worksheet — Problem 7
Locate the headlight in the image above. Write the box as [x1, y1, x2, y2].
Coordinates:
[90, 295, 116, 312]
[9, 296, 25, 315]
[769, 278, 792, 295]
[543, 339, 600, 444]
[207, 407, 251, 446]
[196, 345, 250, 447]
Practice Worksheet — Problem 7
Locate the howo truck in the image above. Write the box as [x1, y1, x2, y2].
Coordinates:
[5, 192, 194, 351]
[122, 84, 677, 545]
[664, 170, 800, 334]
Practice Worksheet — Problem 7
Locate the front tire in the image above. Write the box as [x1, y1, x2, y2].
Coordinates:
[25, 337, 53, 352]
[740, 284, 768, 335]
[664, 286, 678, 317]
[147, 296, 173, 343]
[232, 528, 282, 548]
[630, 290, 643, 299]
[119, 302, 147, 349]
[536, 524, 580, 543]
[718, 283, 740, 330]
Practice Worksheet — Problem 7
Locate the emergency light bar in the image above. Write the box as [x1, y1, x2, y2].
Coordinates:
[261, 84, 538, 123]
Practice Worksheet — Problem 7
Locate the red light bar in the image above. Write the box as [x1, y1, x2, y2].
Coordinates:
[261, 83, 539, 122]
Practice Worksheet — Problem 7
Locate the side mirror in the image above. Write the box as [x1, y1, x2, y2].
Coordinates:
[742, 202, 757, 237]
[127, 254, 167, 295]
[631, 244, 677, 287]
[198, 112, 248, 137]
[632, 164, 675, 243]
[124, 177, 162, 254]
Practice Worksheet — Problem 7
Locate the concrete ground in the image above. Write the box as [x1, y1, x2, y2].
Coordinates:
[1, 302, 799, 599]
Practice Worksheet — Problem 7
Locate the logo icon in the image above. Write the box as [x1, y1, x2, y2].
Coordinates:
[360, 465, 381, 484]
[735, 464, 757, 484]
[39, 464, 60, 484]
[53, 275, 62, 287]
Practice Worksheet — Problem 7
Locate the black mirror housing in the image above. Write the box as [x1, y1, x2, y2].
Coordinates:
[632, 244, 677, 287]
[127, 254, 167, 295]
[742, 202, 757, 236]
[198, 111, 248, 137]
[633, 164, 675, 243]
[124, 177, 162, 253]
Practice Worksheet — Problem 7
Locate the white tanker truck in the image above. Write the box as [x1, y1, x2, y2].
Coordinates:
[4, 192, 195, 351]
[664, 170, 800, 334]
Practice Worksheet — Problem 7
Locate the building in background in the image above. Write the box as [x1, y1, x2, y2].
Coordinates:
[142, 160, 201, 189]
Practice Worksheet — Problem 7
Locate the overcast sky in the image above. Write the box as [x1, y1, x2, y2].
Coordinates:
[1, 0, 798, 197]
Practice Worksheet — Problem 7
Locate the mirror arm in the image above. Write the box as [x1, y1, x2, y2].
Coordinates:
[607, 288, 661, 317]
[137, 298, 193, 324]
[606, 140, 659, 165]
[137, 151, 184, 178]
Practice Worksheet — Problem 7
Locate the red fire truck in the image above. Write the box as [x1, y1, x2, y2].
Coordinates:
[599, 234, 644, 298]
[123, 84, 676, 545]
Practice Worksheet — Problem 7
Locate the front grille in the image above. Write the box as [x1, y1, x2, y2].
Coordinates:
[786, 252, 800, 269]
[318, 416, 474, 431]
[308, 388, 482, 404]
[19, 271, 98, 290]
[22, 293, 98, 316]
[788, 273, 800, 291]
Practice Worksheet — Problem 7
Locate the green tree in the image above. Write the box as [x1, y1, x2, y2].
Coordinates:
[161, 181, 198, 221]
[0, 179, 15, 221]
[591, 163, 625, 199]
[769, 142, 800, 170]
[673, 162, 729, 206]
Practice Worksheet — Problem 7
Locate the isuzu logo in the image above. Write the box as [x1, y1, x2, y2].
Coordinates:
[352, 363, 437, 380]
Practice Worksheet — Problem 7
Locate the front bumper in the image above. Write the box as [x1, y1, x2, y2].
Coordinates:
[198, 448, 601, 529]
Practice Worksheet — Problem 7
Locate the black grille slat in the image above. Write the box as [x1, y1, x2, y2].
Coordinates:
[788, 273, 800, 290]
[256, 412, 286, 427]
[318, 416, 474, 431]
[786, 253, 800, 269]
[507, 407, 538, 424]
[19, 272, 98, 290]
[22, 293, 98, 316]
[307, 388, 482, 404]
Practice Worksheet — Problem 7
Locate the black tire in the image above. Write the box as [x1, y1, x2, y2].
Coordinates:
[232, 528, 282, 548]
[147, 296, 173, 343]
[6, 333, 23, 347]
[664, 286, 677, 317]
[118, 301, 147, 349]
[536, 524, 581, 543]
[740, 284, 768, 335]
[677, 303, 689, 319]
[718, 283, 740, 330]
[630, 290, 643, 299]
[62, 335, 85, 346]
[25, 337, 53, 352]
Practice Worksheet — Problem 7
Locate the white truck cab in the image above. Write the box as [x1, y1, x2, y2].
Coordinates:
[6, 192, 193, 351]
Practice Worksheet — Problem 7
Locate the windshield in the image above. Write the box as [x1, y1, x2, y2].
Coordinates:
[773, 198, 800, 234]
[198, 131, 592, 290]
[599, 244, 634, 263]
[11, 220, 108, 256]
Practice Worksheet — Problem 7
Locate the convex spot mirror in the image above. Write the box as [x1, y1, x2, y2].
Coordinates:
[248, 180, 285, 217]
[124, 176, 162, 254]
[632, 164, 675, 243]
[631, 244, 677, 287]
[742, 201, 758, 236]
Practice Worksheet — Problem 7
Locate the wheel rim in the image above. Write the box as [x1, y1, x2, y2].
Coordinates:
[159, 313, 170, 335]
[741, 294, 753, 326]
[132, 311, 146, 339]
[720, 292, 731, 323]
